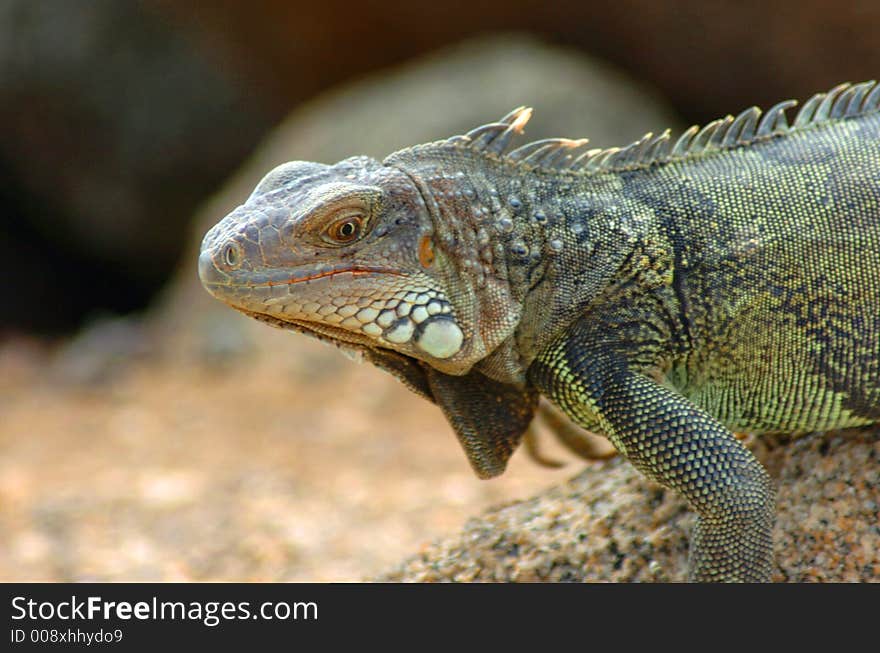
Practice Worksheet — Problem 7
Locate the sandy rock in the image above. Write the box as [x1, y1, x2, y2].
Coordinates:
[380, 429, 880, 582]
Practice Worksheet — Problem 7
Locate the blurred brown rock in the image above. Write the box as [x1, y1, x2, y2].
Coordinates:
[154, 0, 880, 125]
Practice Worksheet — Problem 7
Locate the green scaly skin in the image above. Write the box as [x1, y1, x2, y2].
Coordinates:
[199, 81, 880, 581]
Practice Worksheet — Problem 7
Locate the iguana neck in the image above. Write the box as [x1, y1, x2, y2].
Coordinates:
[387, 155, 529, 383]
[389, 152, 679, 384]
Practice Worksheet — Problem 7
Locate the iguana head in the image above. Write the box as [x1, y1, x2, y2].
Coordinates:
[198, 152, 520, 377]
[197, 109, 585, 478]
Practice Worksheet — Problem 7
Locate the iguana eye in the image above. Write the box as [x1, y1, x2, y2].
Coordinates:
[324, 214, 365, 245]
[224, 244, 240, 267]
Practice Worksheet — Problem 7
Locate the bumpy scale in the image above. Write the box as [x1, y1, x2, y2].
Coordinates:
[199, 81, 880, 582]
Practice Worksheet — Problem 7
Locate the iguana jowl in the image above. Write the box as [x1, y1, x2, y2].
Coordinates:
[199, 81, 880, 582]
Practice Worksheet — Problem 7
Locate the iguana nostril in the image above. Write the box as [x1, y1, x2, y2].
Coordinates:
[197, 249, 223, 286]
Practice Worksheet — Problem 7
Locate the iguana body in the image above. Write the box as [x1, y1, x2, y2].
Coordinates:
[199, 81, 880, 581]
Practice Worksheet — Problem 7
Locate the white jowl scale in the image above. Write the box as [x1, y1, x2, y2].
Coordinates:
[415, 318, 464, 359]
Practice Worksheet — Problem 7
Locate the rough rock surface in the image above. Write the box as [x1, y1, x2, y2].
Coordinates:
[381, 430, 880, 582]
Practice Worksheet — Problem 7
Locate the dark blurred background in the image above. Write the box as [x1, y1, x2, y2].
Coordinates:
[3, 0, 879, 336]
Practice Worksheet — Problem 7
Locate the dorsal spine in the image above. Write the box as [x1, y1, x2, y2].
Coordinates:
[432, 80, 880, 178]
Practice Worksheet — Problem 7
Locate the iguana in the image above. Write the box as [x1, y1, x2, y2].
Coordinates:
[198, 80, 880, 582]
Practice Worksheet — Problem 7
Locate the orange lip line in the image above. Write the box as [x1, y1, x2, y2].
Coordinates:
[257, 266, 400, 287]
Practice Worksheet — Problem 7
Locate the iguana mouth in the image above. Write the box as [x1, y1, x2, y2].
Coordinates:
[255, 266, 404, 287]
[241, 309, 378, 351]
[200, 265, 403, 290]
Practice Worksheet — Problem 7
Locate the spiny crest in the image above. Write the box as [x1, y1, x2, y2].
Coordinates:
[451, 80, 880, 175]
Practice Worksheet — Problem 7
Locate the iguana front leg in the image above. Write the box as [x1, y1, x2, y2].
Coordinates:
[529, 334, 776, 582]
